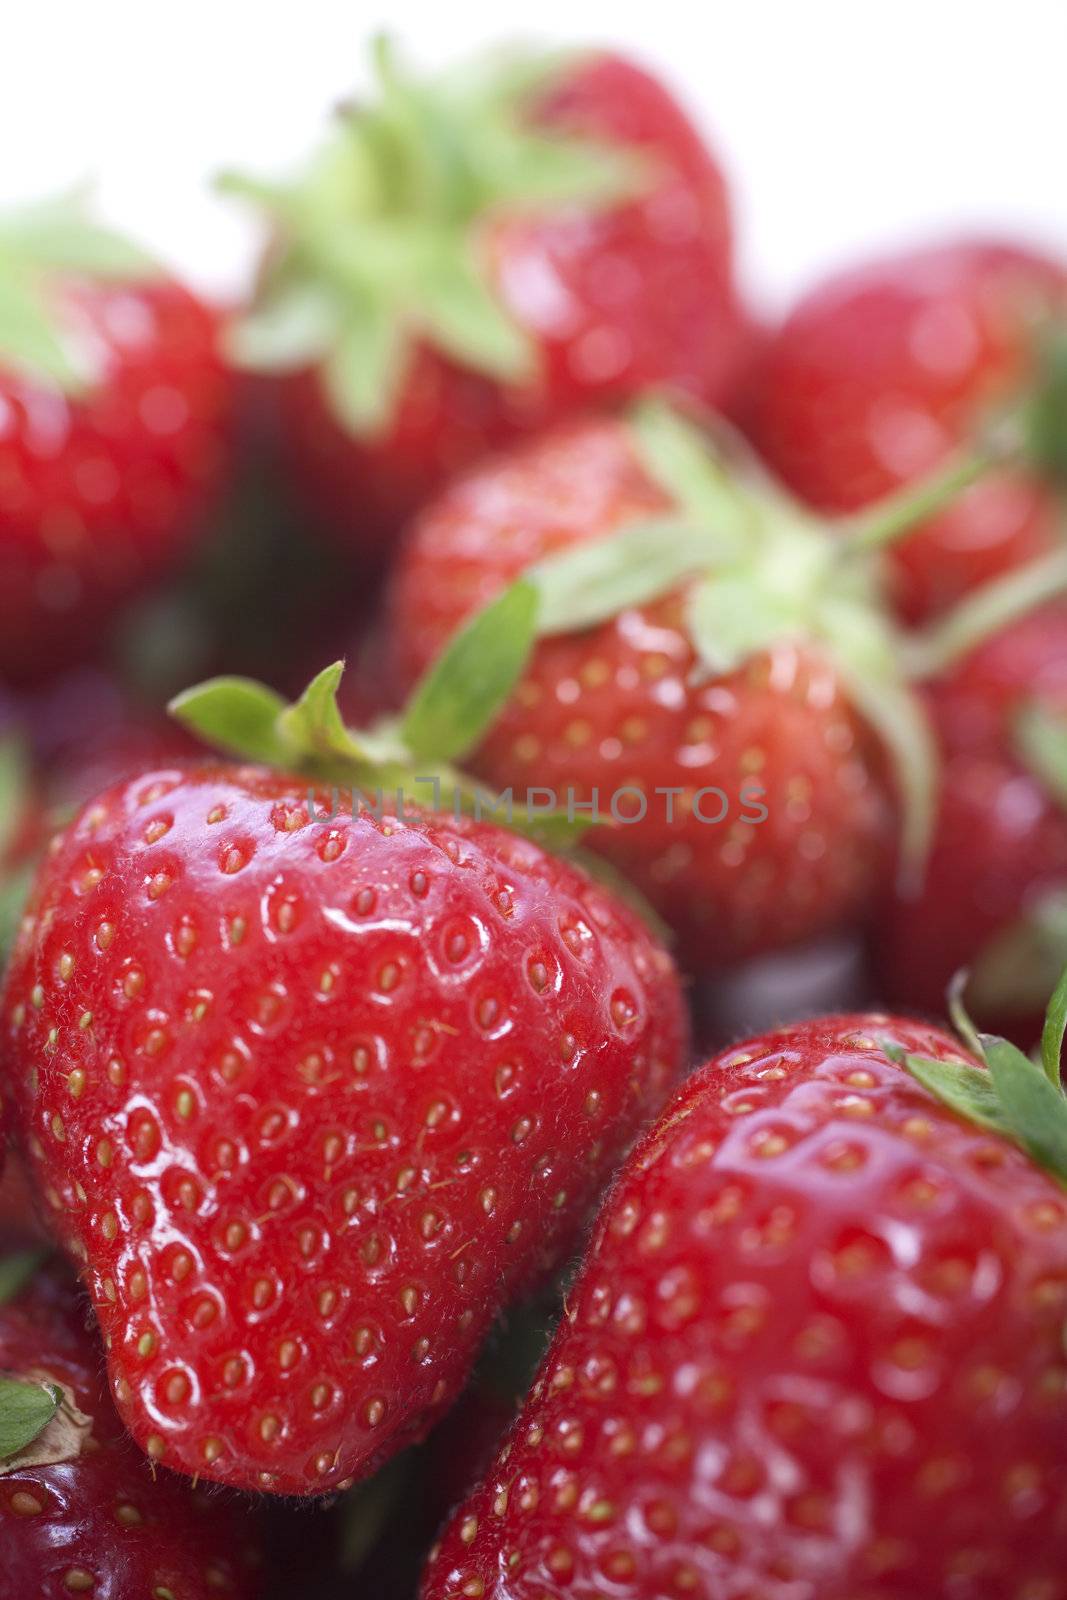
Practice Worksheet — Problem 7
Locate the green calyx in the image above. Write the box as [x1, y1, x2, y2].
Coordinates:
[171, 578, 595, 848]
[0, 1377, 61, 1464]
[220, 36, 647, 435]
[526, 398, 941, 879]
[0, 192, 158, 392]
[884, 967, 1067, 1189]
[1023, 318, 1067, 487]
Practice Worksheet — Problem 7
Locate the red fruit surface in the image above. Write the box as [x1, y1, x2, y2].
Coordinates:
[0, 1261, 261, 1600]
[0, 764, 684, 1495]
[424, 1013, 1067, 1599]
[0, 279, 232, 680]
[387, 415, 895, 968]
[751, 239, 1066, 620]
[876, 605, 1067, 1036]
[279, 52, 757, 551]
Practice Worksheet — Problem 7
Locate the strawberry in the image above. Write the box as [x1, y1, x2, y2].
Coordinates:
[0, 603, 686, 1496]
[0, 1254, 262, 1599]
[387, 401, 983, 969]
[0, 195, 233, 681]
[223, 40, 756, 555]
[750, 238, 1066, 621]
[876, 603, 1067, 1041]
[422, 981, 1067, 1600]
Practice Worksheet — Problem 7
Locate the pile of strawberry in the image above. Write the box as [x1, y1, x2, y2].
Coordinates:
[0, 36, 1065, 1600]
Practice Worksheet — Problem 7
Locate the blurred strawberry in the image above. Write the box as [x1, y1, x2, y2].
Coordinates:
[751, 238, 1066, 620]
[0, 195, 233, 681]
[386, 403, 945, 969]
[876, 603, 1067, 1042]
[223, 40, 756, 558]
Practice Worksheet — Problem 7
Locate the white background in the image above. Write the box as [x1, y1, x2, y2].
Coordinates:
[4, 0, 1065, 312]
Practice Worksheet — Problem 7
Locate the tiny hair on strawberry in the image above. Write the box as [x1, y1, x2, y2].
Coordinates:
[0, 193, 233, 682]
[221, 37, 757, 556]
[0, 586, 686, 1495]
[422, 968, 1067, 1599]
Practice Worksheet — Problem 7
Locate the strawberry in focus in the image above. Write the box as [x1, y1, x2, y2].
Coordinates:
[750, 238, 1066, 621]
[423, 999, 1067, 1599]
[875, 603, 1067, 1042]
[0, 752, 684, 1494]
[0, 1256, 262, 1600]
[0, 196, 232, 681]
[225, 42, 756, 555]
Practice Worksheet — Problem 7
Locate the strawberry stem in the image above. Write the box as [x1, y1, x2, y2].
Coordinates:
[843, 435, 1016, 557]
[903, 546, 1067, 679]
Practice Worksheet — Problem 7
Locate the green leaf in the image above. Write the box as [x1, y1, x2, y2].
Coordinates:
[984, 1035, 1067, 1181]
[531, 518, 714, 636]
[832, 647, 938, 888]
[0, 738, 30, 864]
[1025, 319, 1067, 486]
[0, 1252, 45, 1309]
[628, 398, 757, 556]
[417, 247, 535, 382]
[0, 863, 34, 961]
[226, 282, 341, 371]
[484, 129, 646, 213]
[168, 677, 289, 764]
[1041, 965, 1067, 1087]
[0, 271, 86, 390]
[401, 580, 540, 764]
[0, 1378, 60, 1462]
[886, 1044, 1010, 1136]
[968, 889, 1067, 1020]
[277, 662, 372, 767]
[216, 39, 649, 435]
[1016, 701, 1067, 809]
[685, 571, 803, 677]
[946, 969, 985, 1062]
[321, 300, 409, 436]
[0, 196, 156, 278]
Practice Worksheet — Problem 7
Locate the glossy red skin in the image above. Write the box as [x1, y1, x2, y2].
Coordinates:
[0, 279, 232, 680]
[424, 1014, 1067, 1600]
[0, 765, 685, 1496]
[279, 52, 757, 555]
[752, 240, 1066, 621]
[0, 1263, 261, 1600]
[876, 605, 1067, 1037]
[387, 415, 895, 970]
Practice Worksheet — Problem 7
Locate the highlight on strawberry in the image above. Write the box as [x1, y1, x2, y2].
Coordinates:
[423, 969, 1067, 1600]
[0, 592, 687, 1495]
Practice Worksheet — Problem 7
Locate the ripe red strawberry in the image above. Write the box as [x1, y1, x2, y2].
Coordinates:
[423, 996, 1067, 1600]
[386, 406, 933, 968]
[0, 196, 232, 681]
[0, 1255, 262, 1599]
[876, 603, 1067, 1041]
[751, 238, 1066, 621]
[0, 718, 685, 1494]
[225, 41, 756, 554]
